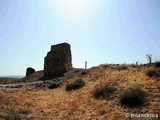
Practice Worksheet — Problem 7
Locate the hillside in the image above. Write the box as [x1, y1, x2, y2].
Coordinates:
[0, 64, 159, 120]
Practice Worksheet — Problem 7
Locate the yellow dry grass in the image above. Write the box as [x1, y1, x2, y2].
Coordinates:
[0, 65, 159, 120]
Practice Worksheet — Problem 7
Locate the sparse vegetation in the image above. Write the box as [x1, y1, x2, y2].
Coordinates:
[117, 64, 128, 70]
[154, 61, 160, 68]
[74, 69, 80, 73]
[93, 83, 116, 99]
[130, 63, 136, 67]
[66, 79, 85, 90]
[0, 63, 159, 119]
[100, 64, 110, 68]
[146, 54, 152, 64]
[145, 68, 159, 77]
[5, 111, 21, 120]
[48, 82, 62, 89]
[81, 70, 88, 75]
[119, 86, 145, 107]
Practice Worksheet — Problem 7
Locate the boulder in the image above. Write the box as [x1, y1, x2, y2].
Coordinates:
[26, 67, 35, 76]
[44, 43, 72, 79]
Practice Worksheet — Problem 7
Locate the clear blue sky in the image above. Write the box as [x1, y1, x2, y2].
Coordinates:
[0, 0, 160, 76]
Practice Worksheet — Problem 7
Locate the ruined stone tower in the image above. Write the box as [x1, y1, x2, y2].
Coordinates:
[44, 43, 72, 78]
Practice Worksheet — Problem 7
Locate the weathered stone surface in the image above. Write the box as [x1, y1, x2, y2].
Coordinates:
[26, 67, 35, 76]
[44, 43, 72, 78]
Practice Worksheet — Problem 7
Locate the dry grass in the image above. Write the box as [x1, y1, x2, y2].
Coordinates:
[0, 65, 159, 119]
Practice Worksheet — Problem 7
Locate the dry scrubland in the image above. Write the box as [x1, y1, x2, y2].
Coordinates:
[0, 64, 159, 120]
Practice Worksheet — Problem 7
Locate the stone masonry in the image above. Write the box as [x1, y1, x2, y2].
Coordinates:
[44, 43, 72, 78]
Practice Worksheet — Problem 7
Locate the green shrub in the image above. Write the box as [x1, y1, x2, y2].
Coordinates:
[66, 79, 85, 91]
[93, 83, 116, 99]
[154, 62, 160, 68]
[48, 82, 62, 89]
[119, 86, 145, 107]
[145, 68, 159, 77]
[5, 111, 21, 120]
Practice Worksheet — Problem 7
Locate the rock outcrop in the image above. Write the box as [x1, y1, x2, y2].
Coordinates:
[44, 43, 72, 79]
[26, 67, 35, 76]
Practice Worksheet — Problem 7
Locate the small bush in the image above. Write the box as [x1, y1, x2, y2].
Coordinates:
[66, 79, 85, 90]
[93, 83, 116, 99]
[154, 62, 160, 68]
[48, 82, 62, 89]
[81, 70, 88, 75]
[117, 64, 128, 70]
[74, 69, 80, 73]
[119, 86, 145, 107]
[145, 68, 159, 77]
[5, 111, 21, 120]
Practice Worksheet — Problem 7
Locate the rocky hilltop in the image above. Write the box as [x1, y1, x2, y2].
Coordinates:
[0, 64, 159, 119]
[0, 43, 159, 119]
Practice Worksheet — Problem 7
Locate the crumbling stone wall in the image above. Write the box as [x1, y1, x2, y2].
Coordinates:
[44, 43, 72, 78]
[26, 67, 35, 76]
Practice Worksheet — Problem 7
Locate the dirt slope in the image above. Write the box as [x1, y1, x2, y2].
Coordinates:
[0, 64, 159, 120]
